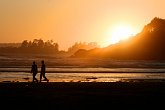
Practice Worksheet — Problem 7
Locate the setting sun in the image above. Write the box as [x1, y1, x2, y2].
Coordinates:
[110, 25, 134, 44]
[103, 24, 137, 47]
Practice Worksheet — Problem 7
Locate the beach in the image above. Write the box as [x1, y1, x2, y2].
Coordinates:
[0, 81, 165, 109]
[0, 55, 165, 109]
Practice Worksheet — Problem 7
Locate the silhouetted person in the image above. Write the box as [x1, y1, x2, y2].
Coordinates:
[40, 60, 48, 82]
[31, 61, 38, 82]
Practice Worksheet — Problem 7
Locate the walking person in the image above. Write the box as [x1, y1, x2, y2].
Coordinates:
[40, 60, 49, 82]
[31, 61, 38, 82]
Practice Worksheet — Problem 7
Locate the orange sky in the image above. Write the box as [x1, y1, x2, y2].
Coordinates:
[0, 0, 165, 50]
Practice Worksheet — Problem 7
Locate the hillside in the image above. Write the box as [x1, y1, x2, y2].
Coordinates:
[73, 17, 165, 60]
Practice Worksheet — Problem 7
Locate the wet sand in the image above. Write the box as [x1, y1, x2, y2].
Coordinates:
[0, 81, 165, 109]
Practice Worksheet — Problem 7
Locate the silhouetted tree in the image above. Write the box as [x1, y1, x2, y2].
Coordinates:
[68, 42, 99, 54]
[16, 38, 60, 54]
[38, 39, 44, 48]
[21, 40, 29, 48]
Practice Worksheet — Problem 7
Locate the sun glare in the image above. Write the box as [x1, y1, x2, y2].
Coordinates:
[110, 25, 134, 44]
[103, 25, 136, 47]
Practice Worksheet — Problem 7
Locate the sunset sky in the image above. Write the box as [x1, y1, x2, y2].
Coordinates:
[0, 0, 165, 50]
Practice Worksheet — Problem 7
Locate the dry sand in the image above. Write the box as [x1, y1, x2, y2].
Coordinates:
[0, 81, 165, 110]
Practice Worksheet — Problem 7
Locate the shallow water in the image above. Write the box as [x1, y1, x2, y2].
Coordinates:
[0, 67, 165, 82]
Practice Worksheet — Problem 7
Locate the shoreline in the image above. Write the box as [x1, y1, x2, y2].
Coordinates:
[1, 78, 165, 83]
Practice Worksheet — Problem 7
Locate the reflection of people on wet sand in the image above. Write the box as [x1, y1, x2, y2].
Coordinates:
[31, 61, 38, 82]
[40, 60, 49, 82]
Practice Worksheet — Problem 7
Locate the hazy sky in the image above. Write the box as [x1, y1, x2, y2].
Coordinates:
[0, 0, 165, 50]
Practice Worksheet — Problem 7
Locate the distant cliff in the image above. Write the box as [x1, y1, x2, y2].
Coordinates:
[73, 17, 165, 60]
[0, 43, 21, 48]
